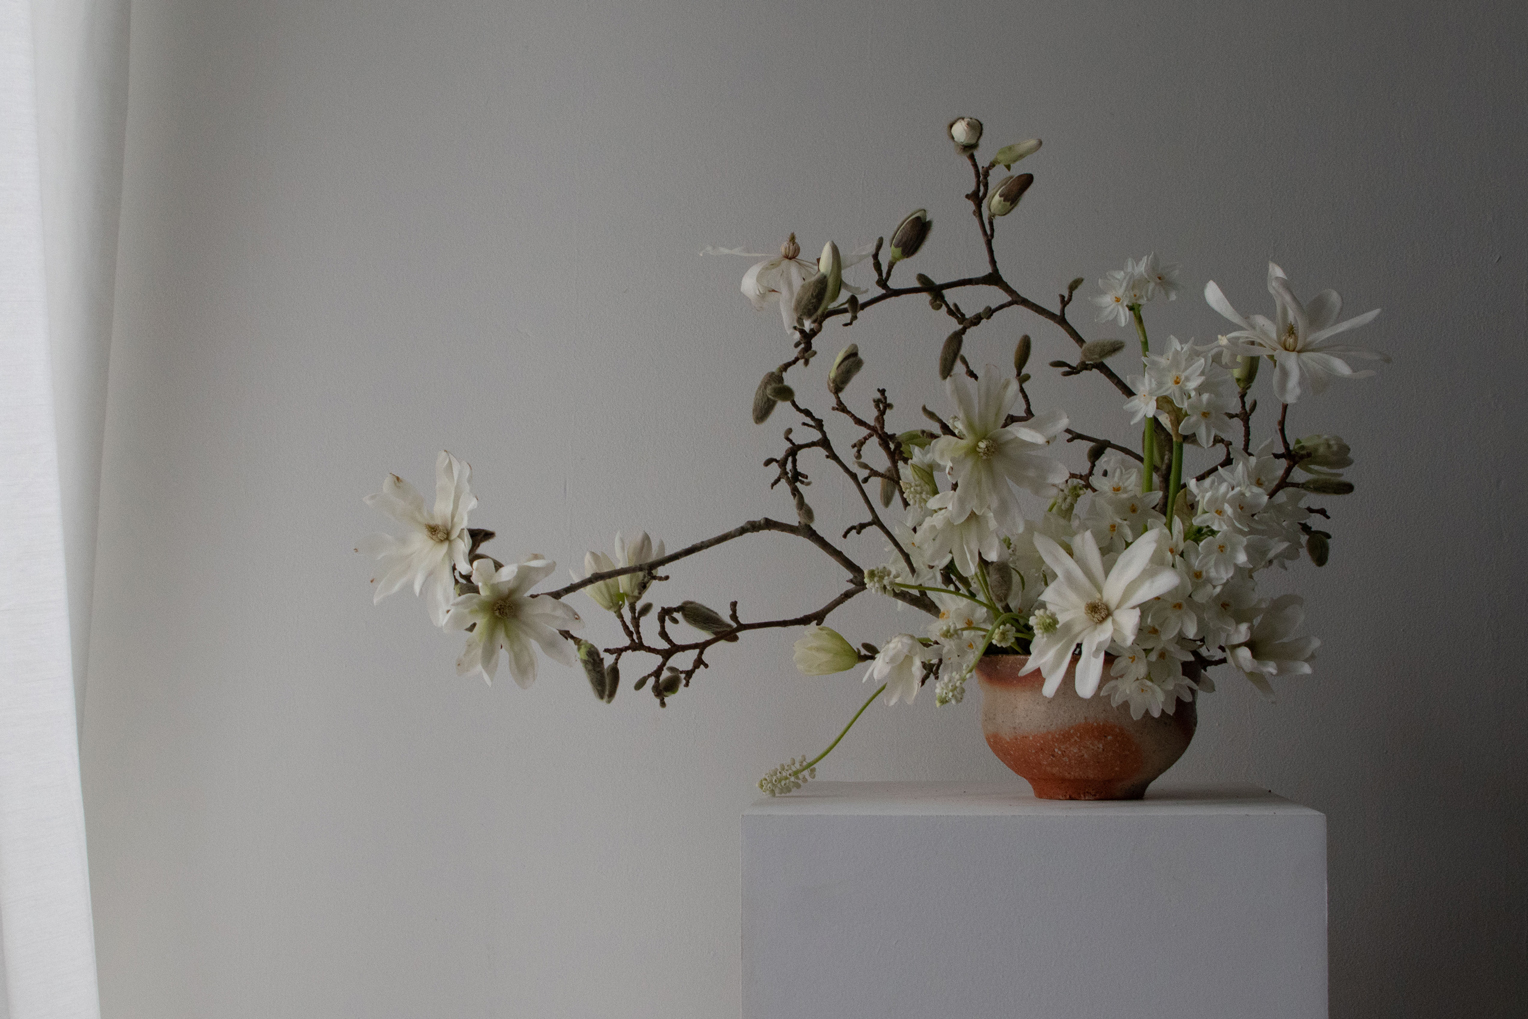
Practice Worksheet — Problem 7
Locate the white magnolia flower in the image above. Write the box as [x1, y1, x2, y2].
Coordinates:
[1205, 263, 1385, 403]
[1226, 593, 1320, 699]
[793, 626, 861, 675]
[864, 634, 939, 706]
[917, 492, 1003, 577]
[358, 451, 477, 627]
[575, 530, 666, 612]
[932, 371, 1068, 529]
[445, 556, 582, 688]
[1023, 529, 1182, 698]
[703, 237, 873, 331]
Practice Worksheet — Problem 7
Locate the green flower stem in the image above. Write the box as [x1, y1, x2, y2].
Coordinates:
[790, 684, 886, 779]
[1131, 304, 1154, 491]
[894, 583, 994, 612]
[1165, 438, 1185, 522]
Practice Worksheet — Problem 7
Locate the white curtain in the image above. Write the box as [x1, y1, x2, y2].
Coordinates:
[0, 0, 128, 1013]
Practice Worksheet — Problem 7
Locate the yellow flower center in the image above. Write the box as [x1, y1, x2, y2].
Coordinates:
[975, 437, 997, 459]
[1084, 600, 1111, 624]
[1281, 324, 1300, 351]
[492, 597, 517, 619]
[426, 524, 450, 542]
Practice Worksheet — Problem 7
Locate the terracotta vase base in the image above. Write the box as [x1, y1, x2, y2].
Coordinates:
[977, 654, 1196, 800]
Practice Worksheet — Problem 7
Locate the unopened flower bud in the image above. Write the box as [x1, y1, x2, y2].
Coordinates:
[879, 476, 896, 507]
[1087, 442, 1109, 463]
[577, 639, 609, 701]
[915, 273, 937, 290]
[991, 138, 1042, 168]
[948, 117, 983, 152]
[987, 173, 1034, 217]
[1080, 338, 1126, 362]
[680, 600, 735, 638]
[1306, 531, 1330, 567]
[657, 669, 682, 697]
[1067, 277, 1085, 295]
[1299, 477, 1355, 496]
[984, 560, 1013, 605]
[753, 370, 784, 424]
[897, 429, 932, 451]
[793, 489, 815, 526]
[817, 240, 843, 308]
[1014, 334, 1032, 373]
[828, 344, 864, 394]
[793, 272, 830, 321]
[939, 331, 964, 380]
[780, 233, 800, 260]
[766, 382, 795, 403]
[1233, 352, 1260, 391]
[793, 626, 860, 675]
[889, 210, 931, 263]
[1294, 435, 1353, 473]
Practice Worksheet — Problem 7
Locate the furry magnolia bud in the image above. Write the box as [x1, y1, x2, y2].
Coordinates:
[577, 640, 612, 703]
[1306, 531, 1330, 567]
[984, 560, 1013, 606]
[1299, 477, 1355, 496]
[765, 382, 795, 403]
[939, 331, 964, 380]
[828, 344, 864, 394]
[793, 489, 815, 526]
[753, 370, 784, 424]
[987, 173, 1033, 217]
[1014, 334, 1032, 373]
[679, 600, 736, 639]
[793, 272, 830, 322]
[889, 210, 931, 263]
[657, 669, 682, 697]
[1080, 338, 1126, 362]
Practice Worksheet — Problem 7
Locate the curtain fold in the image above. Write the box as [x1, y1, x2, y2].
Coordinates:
[0, 0, 125, 1014]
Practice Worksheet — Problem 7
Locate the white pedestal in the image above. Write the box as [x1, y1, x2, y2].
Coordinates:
[742, 782, 1326, 1019]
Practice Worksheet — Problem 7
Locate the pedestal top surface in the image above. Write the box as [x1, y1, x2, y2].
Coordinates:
[746, 781, 1321, 816]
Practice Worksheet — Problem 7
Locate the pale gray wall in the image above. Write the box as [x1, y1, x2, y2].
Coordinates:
[81, 1, 1526, 1016]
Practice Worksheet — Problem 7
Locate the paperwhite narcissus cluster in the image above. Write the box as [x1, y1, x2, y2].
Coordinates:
[359, 117, 1385, 794]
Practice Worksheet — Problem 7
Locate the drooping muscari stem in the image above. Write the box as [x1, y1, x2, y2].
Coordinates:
[790, 683, 886, 779]
[1130, 304, 1154, 491]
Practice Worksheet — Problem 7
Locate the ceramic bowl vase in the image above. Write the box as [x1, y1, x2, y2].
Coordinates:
[975, 653, 1196, 800]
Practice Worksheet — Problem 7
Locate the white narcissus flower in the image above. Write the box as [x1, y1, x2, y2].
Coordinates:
[932, 371, 1068, 530]
[446, 556, 582, 688]
[1102, 675, 1168, 720]
[864, 634, 939, 706]
[1205, 263, 1385, 404]
[358, 450, 477, 627]
[793, 626, 861, 675]
[1138, 252, 1182, 302]
[1226, 593, 1320, 699]
[1092, 268, 1136, 326]
[1023, 529, 1182, 698]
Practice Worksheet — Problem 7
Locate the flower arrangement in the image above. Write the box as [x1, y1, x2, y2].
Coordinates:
[359, 116, 1383, 796]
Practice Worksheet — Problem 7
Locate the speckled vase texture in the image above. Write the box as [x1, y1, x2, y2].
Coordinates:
[976, 653, 1196, 800]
